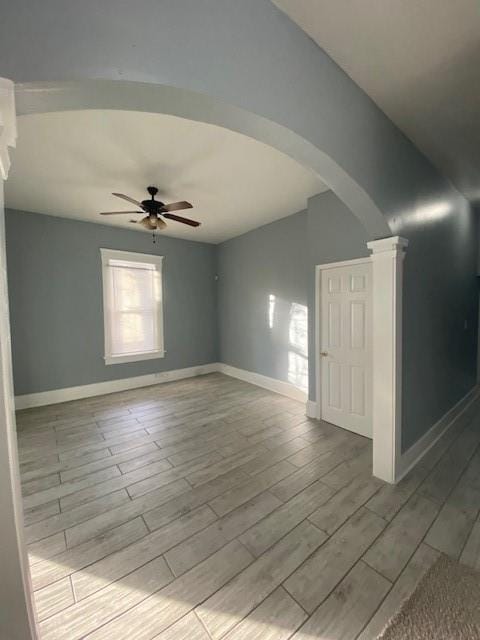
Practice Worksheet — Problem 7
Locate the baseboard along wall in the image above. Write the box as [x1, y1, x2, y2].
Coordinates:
[14, 363, 219, 410]
[395, 385, 480, 482]
[305, 400, 319, 420]
[14, 362, 307, 410]
[216, 363, 308, 404]
[297, 386, 480, 484]
[14, 362, 476, 486]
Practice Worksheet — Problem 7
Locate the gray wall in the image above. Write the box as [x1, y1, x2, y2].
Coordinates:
[218, 210, 308, 388]
[308, 191, 478, 452]
[396, 190, 479, 450]
[217, 192, 369, 397]
[6, 210, 218, 395]
[218, 190, 478, 452]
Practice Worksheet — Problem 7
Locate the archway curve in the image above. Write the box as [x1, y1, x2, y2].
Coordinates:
[15, 79, 391, 240]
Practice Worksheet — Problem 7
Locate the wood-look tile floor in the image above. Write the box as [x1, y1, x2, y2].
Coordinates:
[16, 373, 480, 640]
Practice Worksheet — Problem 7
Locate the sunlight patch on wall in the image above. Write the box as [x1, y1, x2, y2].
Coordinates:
[268, 294, 276, 329]
[390, 199, 452, 233]
[288, 302, 308, 393]
[267, 293, 308, 393]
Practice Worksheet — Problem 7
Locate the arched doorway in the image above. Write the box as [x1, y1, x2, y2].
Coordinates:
[0, 77, 404, 640]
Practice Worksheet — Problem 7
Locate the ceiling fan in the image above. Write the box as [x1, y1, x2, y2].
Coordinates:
[99, 186, 200, 232]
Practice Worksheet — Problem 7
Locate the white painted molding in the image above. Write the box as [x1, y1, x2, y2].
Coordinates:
[15, 363, 219, 410]
[0, 78, 17, 179]
[306, 400, 319, 419]
[367, 236, 409, 254]
[0, 78, 38, 640]
[216, 363, 308, 403]
[367, 236, 408, 483]
[16, 362, 309, 412]
[397, 385, 480, 482]
[315, 256, 372, 271]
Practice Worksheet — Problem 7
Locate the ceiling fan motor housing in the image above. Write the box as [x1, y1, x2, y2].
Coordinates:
[143, 186, 164, 215]
[142, 200, 163, 214]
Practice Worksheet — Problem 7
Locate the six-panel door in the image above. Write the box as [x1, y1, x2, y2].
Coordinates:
[320, 262, 372, 438]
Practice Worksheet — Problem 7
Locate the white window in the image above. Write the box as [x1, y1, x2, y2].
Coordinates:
[101, 249, 165, 365]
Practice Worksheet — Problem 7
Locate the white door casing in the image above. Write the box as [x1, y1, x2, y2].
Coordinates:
[320, 259, 372, 438]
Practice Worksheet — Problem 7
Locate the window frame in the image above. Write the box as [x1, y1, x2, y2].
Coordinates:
[100, 248, 165, 365]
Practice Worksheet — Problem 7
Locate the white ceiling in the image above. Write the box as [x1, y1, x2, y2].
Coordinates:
[6, 110, 327, 244]
[273, 0, 480, 202]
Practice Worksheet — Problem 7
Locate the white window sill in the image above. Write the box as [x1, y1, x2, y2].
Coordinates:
[104, 350, 166, 366]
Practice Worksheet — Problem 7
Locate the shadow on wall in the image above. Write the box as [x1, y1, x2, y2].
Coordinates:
[268, 293, 308, 393]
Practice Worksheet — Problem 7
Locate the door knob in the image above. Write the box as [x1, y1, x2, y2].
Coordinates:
[320, 352, 328, 357]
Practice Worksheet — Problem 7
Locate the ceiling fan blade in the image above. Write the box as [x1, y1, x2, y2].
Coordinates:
[100, 211, 143, 215]
[139, 216, 157, 230]
[112, 193, 145, 208]
[161, 201, 193, 213]
[163, 213, 200, 227]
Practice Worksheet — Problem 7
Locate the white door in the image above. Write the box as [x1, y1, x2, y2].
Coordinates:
[320, 261, 372, 438]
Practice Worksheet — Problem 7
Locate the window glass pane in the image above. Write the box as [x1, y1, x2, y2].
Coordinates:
[105, 254, 162, 358]
[111, 265, 155, 313]
[111, 311, 157, 355]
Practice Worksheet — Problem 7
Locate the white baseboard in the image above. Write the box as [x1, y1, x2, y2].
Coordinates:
[15, 363, 219, 410]
[306, 400, 319, 419]
[217, 363, 308, 404]
[396, 385, 480, 482]
[15, 362, 310, 411]
[19, 357, 475, 481]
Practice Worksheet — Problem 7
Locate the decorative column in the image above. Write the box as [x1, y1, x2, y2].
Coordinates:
[367, 236, 408, 483]
[0, 78, 38, 640]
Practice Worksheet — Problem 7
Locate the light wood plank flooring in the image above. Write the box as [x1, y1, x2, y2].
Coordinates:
[16, 373, 480, 639]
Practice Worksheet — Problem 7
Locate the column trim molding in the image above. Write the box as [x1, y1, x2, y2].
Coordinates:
[0, 77, 17, 178]
[368, 235, 408, 483]
[0, 77, 38, 640]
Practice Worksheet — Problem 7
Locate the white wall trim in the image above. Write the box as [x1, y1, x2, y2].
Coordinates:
[217, 363, 308, 403]
[367, 236, 408, 483]
[0, 78, 38, 640]
[396, 385, 480, 482]
[15, 363, 218, 410]
[104, 350, 166, 366]
[315, 256, 372, 271]
[0, 78, 17, 179]
[306, 400, 319, 419]
[15, 362, 309, 411]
